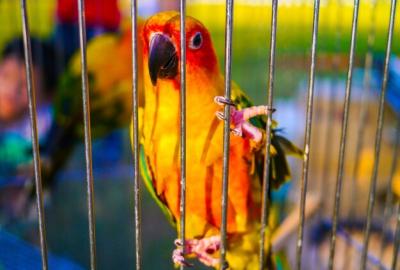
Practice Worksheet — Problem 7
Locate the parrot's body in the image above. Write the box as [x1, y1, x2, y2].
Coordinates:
[138, 11, 301, 269]
[56, 23, 143, 138]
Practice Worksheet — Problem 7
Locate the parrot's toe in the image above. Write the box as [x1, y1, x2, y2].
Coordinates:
[214, 96, 243, 137]
[216, 111, 226, 121]
[172, 243, 193, 267]
[192, 236, 220, 267]
[173, 236, 221, 267]
[214, 96, 236, 107]
[214, 95, 274, 143]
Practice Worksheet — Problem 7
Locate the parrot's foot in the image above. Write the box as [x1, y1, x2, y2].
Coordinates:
[173, 235, 221, 267]
[214, 96, 275, 143]
[172, 247, 193, 267]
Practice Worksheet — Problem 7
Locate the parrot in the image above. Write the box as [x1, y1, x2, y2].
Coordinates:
[137, 11, 302, 269]
[18, 21, 146, 207]
[55, 23, 144, 139]
[40, 21, 144, 185]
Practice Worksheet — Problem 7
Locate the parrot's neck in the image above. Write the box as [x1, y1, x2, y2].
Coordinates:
[143, 66, 223, 132]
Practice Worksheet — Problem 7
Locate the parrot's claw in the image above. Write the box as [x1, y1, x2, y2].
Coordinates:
[172, 246, 193, 267]
[214, 96, 236, 107]
[173, 236, 221, 267]
[231, 128, 242, 137]
[214, 96, 275, 143]
[216, 111, 226, 121]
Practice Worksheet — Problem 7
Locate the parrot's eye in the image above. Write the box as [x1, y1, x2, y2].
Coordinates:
[189, 32, 203, 50]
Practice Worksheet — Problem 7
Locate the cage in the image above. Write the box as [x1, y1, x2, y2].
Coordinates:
[0, 0, 399, 269]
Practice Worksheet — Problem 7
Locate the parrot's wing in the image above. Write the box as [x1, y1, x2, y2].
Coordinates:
[231, 83, 302, 188]
[139, 145, 177, 226]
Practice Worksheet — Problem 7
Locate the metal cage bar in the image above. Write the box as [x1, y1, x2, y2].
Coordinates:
[380, 119, 400, 264]
[295, 0, 320, 268]
[219, 0, 234, 269]
[77, 0, 97, 269]
[318, 0, 342, 215]
[392, 203, 400, 270]
[348, 0, 378, 219]
[342, 1, 378, 268]
[19, 0, 49, 269]
[258, 0, 278, 267]
[360, 0, 397, 267]
[179, 0, 187, 269]
[130, 0, 142, 269]
[12, 2, 400, 269]
[328, 0, 360, 268]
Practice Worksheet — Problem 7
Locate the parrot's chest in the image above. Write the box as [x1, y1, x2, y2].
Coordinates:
[145, 113, 220, 168]
[143, 92, 223, 181]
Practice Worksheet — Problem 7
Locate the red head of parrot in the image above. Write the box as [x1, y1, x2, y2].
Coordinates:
[143, 11, 219, 87]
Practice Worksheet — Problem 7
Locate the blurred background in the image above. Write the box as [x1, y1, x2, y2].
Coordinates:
[0, 0, 399, 269]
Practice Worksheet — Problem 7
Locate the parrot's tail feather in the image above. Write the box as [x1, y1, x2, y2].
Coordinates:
[273, 134, 303, 157]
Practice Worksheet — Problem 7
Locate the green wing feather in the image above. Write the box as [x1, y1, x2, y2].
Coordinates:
[139, 145, 177, 226]
[231, 84, 302, 188]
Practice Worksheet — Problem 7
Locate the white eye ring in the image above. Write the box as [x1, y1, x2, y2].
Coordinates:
[189, 32, 203, 50]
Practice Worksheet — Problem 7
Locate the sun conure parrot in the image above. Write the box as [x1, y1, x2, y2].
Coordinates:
[137, 11, 302, 269]
[55, 22, 144, 138]
[37, 22, 144, 193]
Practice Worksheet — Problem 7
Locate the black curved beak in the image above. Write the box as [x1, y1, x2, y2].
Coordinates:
[148, 33, 178, 86]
